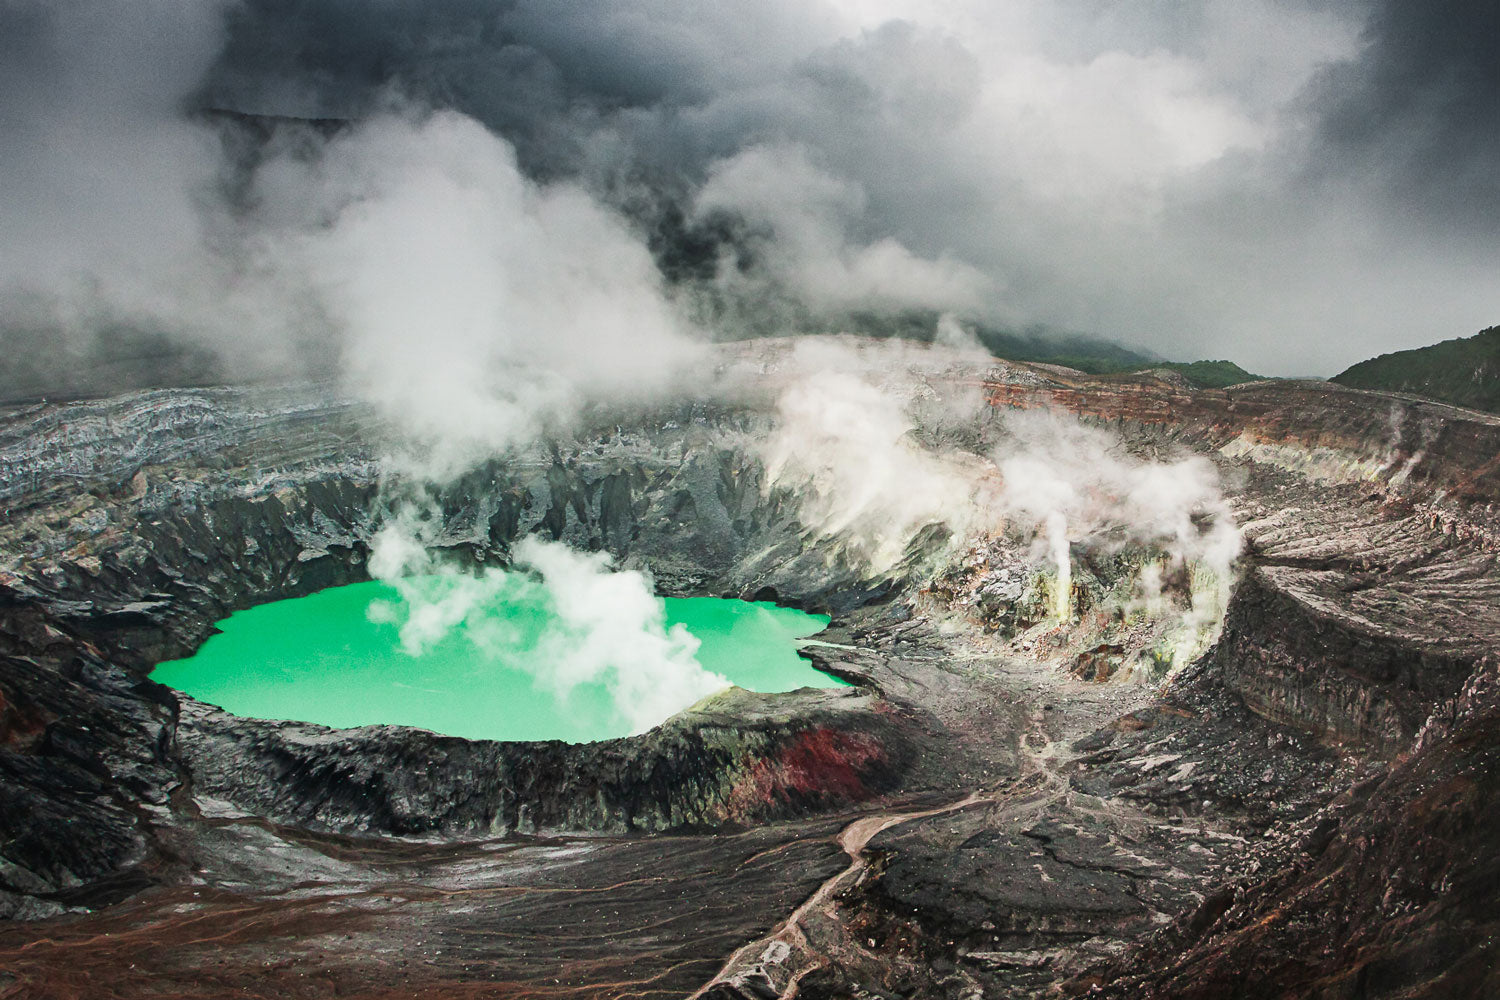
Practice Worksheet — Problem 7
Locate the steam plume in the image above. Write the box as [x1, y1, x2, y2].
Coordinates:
[368, 518, 728, 735]
[250, 108, 703, 477]
[758, 339, 1240, 625]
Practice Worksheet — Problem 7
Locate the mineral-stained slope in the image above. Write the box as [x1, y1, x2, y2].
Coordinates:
[990, 374, 1500, 747]
[0, 343, 1497, 998]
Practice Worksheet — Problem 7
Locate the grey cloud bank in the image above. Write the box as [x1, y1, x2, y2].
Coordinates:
[2, 0, 1497, 386]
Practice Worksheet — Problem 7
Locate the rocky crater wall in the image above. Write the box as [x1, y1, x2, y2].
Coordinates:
[0, 388, 939, 914]
[991, 371, 1500, 753]
[4, 356, 1499, 926]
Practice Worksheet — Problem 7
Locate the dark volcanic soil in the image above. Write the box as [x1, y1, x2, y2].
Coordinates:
[2, 342, 1498, 998]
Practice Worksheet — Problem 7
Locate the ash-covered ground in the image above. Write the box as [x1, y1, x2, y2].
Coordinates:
[1, 340, 1498, 999]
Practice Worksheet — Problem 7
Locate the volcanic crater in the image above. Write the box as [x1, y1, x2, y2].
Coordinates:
[2, 340, 1499, 999]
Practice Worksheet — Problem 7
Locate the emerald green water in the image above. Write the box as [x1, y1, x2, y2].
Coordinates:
[150, 579, 840, 743]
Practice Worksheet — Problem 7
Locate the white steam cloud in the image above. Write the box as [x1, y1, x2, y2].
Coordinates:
[992, 407, 1241, 647]
[992, 407, 1241, 576]
[252, 109, 703, 477]
[1, 3, 704, 475]
[761, 371, 995, 571]
[0, 0, 288, 377]
[368, 519, 729, 735]
[759, 340, 1240, 630]
[752, 335, 999, 570]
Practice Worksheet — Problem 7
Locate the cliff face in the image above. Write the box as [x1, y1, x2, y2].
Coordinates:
[1074, 658, 1500, 1000]
[0, 649, 176, 920]
[177, 689, 916, 838]
[0, 345, 1497, 998]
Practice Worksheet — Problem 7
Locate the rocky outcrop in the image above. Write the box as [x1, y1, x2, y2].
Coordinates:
[1195, 562, 1479, 753]
[1072, 659, 1500, 999]
[177, 686, 918, 837]
[0, 650, 177, 920]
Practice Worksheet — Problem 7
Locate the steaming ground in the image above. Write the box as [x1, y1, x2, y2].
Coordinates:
[756, 339, 1240, 658]
[343, 337, 1241, 732]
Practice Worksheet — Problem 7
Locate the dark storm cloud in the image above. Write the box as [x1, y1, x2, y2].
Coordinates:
[203, 0, 584, 174]
[1306, 0, 1500, 235]
[3, 0, 1497, 383]
[202, 0, 838, 178]
[0, 0, 239, 346]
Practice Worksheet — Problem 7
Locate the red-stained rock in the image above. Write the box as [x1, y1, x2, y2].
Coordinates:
[723, 726, 887, 821]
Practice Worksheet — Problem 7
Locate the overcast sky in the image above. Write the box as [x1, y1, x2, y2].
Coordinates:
[4, 0, 1497, 378]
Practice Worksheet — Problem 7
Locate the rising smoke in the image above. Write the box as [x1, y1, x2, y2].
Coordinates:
[753, 339, 995, 571]
[368, 516, 728, 734]
[0, 1, 702, 467]
[250, 108, 703, 478]
[757, 337, 1240, 639]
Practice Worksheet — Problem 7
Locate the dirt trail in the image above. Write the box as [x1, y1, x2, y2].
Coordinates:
[690, 687, 1137, 999]
[688, 790, 998, 999]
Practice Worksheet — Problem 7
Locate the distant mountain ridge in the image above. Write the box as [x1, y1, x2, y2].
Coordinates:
[1332, 326, 1500, 414]
[1060, 357, 1263, 389]
[826, 311, 1264, 388]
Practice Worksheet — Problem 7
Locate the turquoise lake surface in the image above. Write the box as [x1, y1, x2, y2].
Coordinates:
[151, 578, 840, 743]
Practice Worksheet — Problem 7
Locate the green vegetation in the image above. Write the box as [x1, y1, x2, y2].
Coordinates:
[969, 337, 1268, 388]
[1332, 326, 1500, 414]
[970, 324, 1156, 371]
[1144, 359, 1263, 387]
[1053, 357, 1263, 388]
